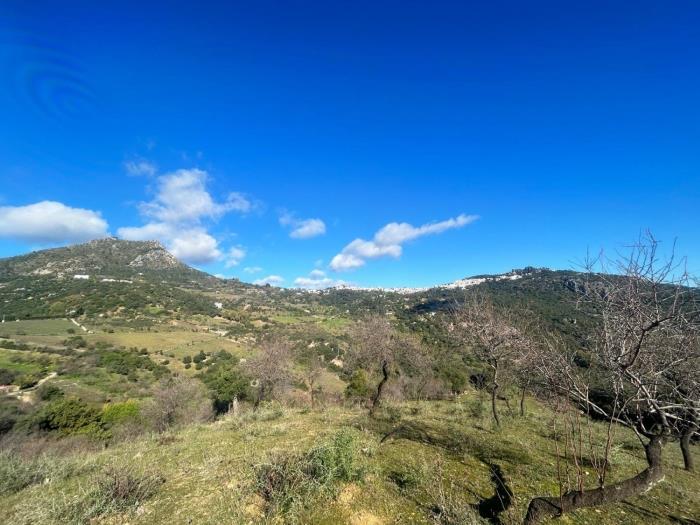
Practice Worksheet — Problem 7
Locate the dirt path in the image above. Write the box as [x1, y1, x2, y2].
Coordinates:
[70, 318, 89, 332]
[4, 371, 58, 402]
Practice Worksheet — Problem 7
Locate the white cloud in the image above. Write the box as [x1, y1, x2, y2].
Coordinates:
[117, 222, 173, 241]
[0, 201, 109, 244]
[290, 218, 326, 239]
[124, 160, 157, 177]
[227, 192, 253, 213]
[293, 269, 348, 290]
[225, 245, 246, 267]
[168, 229, 222, 264]
[279, 212, 326, 239]
[330, 213, 478, 271]
[119, 223, 223, 264]
[253, 275, 284, 286]
[118, 168, 253, 265]
[243, 266, 263, 274]
[140, 169, 245, 224]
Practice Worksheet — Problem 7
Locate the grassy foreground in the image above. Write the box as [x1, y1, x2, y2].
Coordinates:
[1, 393, 697, 525]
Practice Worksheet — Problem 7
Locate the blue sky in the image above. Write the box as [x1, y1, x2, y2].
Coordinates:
[1, 1, 698, 288]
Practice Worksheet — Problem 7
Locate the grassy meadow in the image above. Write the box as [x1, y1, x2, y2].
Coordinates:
[1, 395, 697, 525]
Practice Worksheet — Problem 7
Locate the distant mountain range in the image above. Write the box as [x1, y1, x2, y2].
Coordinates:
[0, 238, 595, 348]
[0, 238, 547, 293]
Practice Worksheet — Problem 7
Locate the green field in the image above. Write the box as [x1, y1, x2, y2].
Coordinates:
[0, 319, 75, 336]
[0, 349, 49, 375]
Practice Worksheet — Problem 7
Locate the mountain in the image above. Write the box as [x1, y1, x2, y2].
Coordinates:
[0, 239, 236, 319]
[0, 238, 207, 282]
[0, 239, 594, 348]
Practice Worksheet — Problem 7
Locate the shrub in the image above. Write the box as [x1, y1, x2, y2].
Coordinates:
[94, 464, 164, 510]
[0, 404, 21, 435]
[0, 368, 17, 385]
[345, 369, 372, 401]
[256, 428, 365, 515]
[142, 376, 213, 432]
[102, 400, 140, 425]
[182, 355, 192, 364]
[37, 383, 64, 401]
[31, 398, 106, 438]
[14, 463, 163, 523]
[199, 362, 250, 413]
[15, 373, 42, 390]
[305, 428, 365, 485]
[64, 335, 87, 349]
[0, 451, 76, 496]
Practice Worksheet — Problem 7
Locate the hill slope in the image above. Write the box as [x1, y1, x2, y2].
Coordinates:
[0, 238, 206, 282]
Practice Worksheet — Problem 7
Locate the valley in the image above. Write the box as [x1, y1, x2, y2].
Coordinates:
[0, 239, 697, 525]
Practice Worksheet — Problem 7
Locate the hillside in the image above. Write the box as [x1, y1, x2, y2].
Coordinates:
[0, 238, 208, 282]
[0, 240, 590, 329]
[0, 240, 697, 525]
[2, 399, 698, 525]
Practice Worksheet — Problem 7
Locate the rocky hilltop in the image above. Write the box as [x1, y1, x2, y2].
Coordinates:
[0, 238, 197, 280]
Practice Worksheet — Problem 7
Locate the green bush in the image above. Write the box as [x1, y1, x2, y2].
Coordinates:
[306, 428, 365, 485]
[0, 368, 17, 385]
[256, 428, 366, 515]
[32, 398, 106, 438]
[37, 383, 64, 401]
[199, 363, 250, 413]
[15, 373, 42, 390]
[64, 335, 87, 349]
[102, 400, 140, 425]
[345, 369, 372, 401]
[0, 404, 21, 435]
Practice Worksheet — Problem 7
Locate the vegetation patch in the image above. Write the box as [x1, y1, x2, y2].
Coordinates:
[255, 428, 368, 517]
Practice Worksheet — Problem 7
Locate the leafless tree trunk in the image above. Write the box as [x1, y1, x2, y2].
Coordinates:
[524, 233, 699, 524]
[524, 435, 665, 525]
[520, 385, 526, 417]
[369, 359, 390, 417]
[680, 413, 697, 472]
[491, 362, 501, 427]
[347, 315, 426, 417]
[448, 295, 534, 427]
[245, 337, 292, 410]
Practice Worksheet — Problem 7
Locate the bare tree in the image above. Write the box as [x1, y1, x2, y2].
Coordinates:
[245, 337, 293, 408]
[524, 234, 699, 524]
[144, 376, 214, 432]
[450, 296, 532, 427]
[303, 353, 325, 409]
[346, 315, 424, 417]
